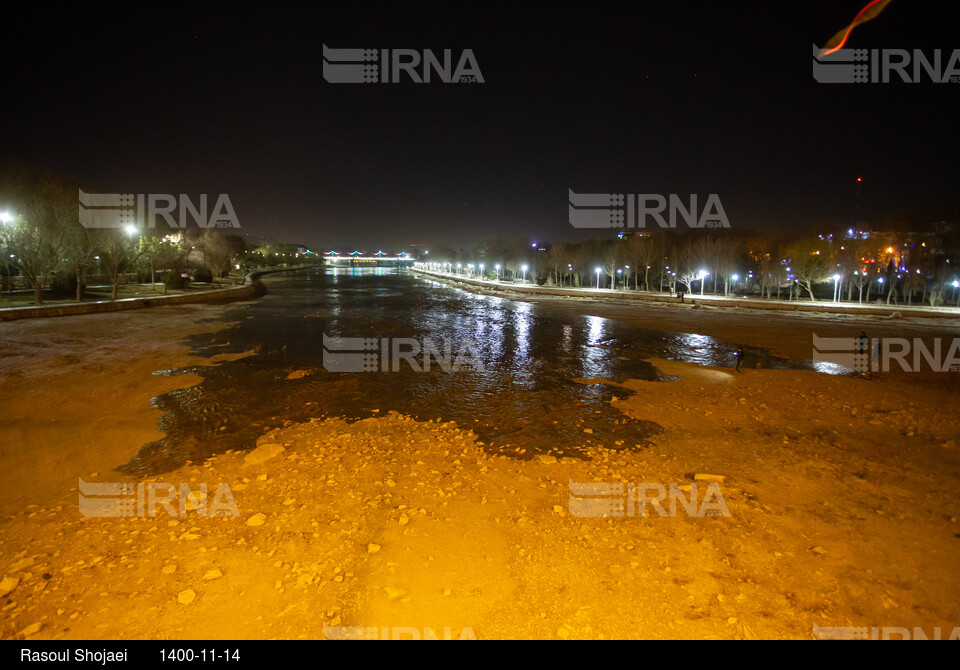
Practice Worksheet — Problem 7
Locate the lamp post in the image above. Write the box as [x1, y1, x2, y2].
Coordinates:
[521, 264, 528, 283]
[954, 280, 959, 307]
[616, 268, 622, 290]
[595, 267, 602, 289]
[495, 264, 501, 281]
[479, 263, 485, 279]
[833, 274, 841, 302]
[699, 270, 708, 296]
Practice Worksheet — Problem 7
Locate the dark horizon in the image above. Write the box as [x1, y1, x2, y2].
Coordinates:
[2, 0, 958, 250]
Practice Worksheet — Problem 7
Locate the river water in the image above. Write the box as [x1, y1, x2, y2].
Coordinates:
[123, 268, 817, 474]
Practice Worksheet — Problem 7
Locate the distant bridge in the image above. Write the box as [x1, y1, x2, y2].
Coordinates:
[323, 252, 416, 267]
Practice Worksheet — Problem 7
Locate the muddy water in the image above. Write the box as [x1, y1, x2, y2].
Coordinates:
[123, 268, 819, 474]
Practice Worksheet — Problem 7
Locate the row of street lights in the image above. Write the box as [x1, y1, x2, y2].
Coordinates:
[417, 260, 960, 305]
[419, 261, 518, 283]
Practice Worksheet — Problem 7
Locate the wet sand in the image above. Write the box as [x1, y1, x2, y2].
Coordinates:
[0, 304, 254, 508]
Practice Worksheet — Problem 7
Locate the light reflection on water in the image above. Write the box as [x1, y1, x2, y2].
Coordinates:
[124, 269, 836, 475]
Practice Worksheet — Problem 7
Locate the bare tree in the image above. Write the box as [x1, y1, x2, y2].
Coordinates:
[625, 233, 664, 291]
[715, 236, 739, 296]
[783, 238, 828, 301]
[197, 229, 233, 285]
[64, 219, 98, 301]
[0, 172, 69, 304]
[95, 228, 144, 300]
[602, 242, 622, 290]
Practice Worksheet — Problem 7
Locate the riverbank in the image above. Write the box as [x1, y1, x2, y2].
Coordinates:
[0, 283, 259, 322]
[2, 360, 958, 640]
[0, 265, 321, 322]
[411, 268, 960, 320]
[412, 268, 960, 365]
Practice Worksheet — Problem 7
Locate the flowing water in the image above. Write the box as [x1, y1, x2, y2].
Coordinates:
[123, 268, 819, 474]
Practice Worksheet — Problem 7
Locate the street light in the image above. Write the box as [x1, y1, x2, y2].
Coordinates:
[595, 267, 602, 289]
[495, 264, 501, 281]
[0, 211, 13, 225]
[124, 224, 138, 238]
[521, 264, 528, 283]
[833, 274, 841, 302]
[954, 280, 960, 307]
[617, 268, 622, 290]
[698, 270, 709, 296]
[479, 263, 485, 279]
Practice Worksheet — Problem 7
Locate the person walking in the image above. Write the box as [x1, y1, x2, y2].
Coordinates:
[734, 346, 745, 373]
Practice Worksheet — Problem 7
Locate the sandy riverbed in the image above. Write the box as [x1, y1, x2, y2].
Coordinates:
[0, 304, 254, 508]
[1, 297, 959, 639]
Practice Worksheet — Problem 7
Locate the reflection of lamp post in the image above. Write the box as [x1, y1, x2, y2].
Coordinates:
[595, 267, 602, 289]
[521, 264, 528, 283]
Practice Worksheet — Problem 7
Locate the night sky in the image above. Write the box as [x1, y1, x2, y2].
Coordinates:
[3, 0, 958, 250]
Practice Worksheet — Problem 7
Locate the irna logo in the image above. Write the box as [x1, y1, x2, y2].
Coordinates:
[322, 45, 484, 84]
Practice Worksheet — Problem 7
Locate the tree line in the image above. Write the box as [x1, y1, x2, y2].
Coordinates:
[425, 223, 960, 306]
[0, 168, 256, 305]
